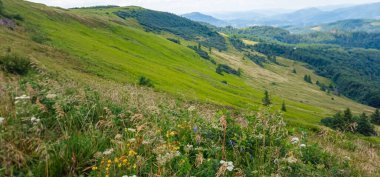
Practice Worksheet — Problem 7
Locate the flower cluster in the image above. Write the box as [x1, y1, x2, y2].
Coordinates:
[220, 160, 234, 171]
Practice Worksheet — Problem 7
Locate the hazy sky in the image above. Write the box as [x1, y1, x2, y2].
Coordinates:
[28, 0, 380, 14]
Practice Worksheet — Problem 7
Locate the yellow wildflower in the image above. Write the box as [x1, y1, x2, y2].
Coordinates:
[107, 159, 112, 164]
[129, 150, 137, 156]
[123, 159, 128, 164]
[114, 157, 119, 163]
[118, 163, 122, 168]
[91, 166, 98, 170]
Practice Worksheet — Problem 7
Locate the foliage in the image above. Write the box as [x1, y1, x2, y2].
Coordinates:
[262, 90, 271, 106]
[167, 38, 180, 44]
[229, 36, 246, 51]
[215, 64, 241, 76]
[304, 75, 312, 84]
[371, 109, 380, 125]
[114, 8, 227, 51]
[138, 76, 154, 87]
[0, 0, 3, 15]
[282, 101, 287, 112]
[245, 53, 266, 67]
[0, 53, 31, 75]
[188, 45, 210, 60]
[253, 42, 380, 108]
[321, 108, 376, 136]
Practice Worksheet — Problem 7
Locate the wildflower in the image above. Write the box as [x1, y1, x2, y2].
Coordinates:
[126, 128, 136, 132]
[115, 134, 123, 140]
[286, 156, 297, 163]
[128, 138, 136, 142]
[102, 148, 114, 155]
[46, 93, 57, 99]
[291, 137, 299, 144]
[0, 117, 4, 125]
[343, 156, 351, 161]
[188, 106, 196, 112]
[300, 144, 306, 148]
[166, 130, 177, 137]
[193, 126, 198, 133]
[184, 144, 193, 152]
[128, 150, 137, 156]
[114, 157, 120, 163]
[220, 160, 234, 171]
[15, 95, 30, 100]
[30, 116, 40, 125]
[91, 166, 98, 170]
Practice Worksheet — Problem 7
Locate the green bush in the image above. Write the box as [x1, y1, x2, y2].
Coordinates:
[0, 53, 31, 75]
[138, 76, 154, 87]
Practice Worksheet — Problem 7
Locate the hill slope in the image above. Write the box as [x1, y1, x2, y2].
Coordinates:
[1, 0, 380, 176]
[182, 12, 227, 27]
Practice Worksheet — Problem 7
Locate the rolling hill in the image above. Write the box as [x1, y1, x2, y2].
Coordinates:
[182, 12, 228, 27]
[1, 0, 380, 176]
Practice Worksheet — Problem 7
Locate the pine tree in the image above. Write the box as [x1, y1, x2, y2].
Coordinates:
[292, 68, 297, 74]
[198, 43, 201, 50]
[357, 113, 376, 136]
[371, 109, 380, 125]
[262, 90, 271, 106]
[281, 101, 287, 112]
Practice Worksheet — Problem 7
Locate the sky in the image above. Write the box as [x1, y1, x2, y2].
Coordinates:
[28, 0, 380, 14]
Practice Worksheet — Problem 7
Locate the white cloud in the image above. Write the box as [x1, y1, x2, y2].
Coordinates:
[27, 0, 380, 14]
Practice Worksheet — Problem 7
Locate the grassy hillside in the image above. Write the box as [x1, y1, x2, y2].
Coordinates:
[0, 0, 379, 176]
[1, 0, 377, 126]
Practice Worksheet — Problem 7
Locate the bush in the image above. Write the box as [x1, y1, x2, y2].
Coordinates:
[0, 53, 31, 75]
[215, 64, 240, 76]
[321, 109, 376, 136]
[138, 76, 154, 87]
[167, 38, 180, 44]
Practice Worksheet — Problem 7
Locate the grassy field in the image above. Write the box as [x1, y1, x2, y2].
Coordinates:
[1, 0, 380, 176]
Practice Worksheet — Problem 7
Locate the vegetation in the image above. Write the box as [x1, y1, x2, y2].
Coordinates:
[215, 64, 241, 76]
[253, 43, 380, 108]
[188, 45, 210, 60]
[304, 75, 312, 84]
[321, 108, 376, 136]
[0, 1, 379, 176]
[114, 8, 227, 51]
[245, 53, 266, 67]
[282, 101, 287, 112]
[0, 53, 30, 75]
[138, 76, 154, 87]
[262, 90, 272, 106]
[167, 38, 180, 44]
[371, 109, 380, 125]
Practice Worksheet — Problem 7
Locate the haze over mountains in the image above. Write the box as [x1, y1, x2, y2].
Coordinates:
[183, 2, 380, 28]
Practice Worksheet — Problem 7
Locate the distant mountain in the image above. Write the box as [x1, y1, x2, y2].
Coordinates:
[182, 12, 228, 27]
[206, 2, 380, 28]
[308, 19, 380, 33]
[267, 2, 380, 27]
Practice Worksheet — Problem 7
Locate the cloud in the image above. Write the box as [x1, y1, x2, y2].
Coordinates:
[27, 0, 380, 13]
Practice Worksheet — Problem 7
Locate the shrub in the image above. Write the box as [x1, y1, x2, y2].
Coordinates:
[0, 53, 31, 75]
[321, 109, 376, 136]
[215, 64, 240, 76]
[167, 38, 180, 44]
[138, 76, 154, 87]
[371, 109, 380, 125]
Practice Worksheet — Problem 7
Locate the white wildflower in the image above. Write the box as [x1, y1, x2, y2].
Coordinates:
[128, 138, 136, 142]
[102, 148, 114, 155]
[343, 156, 351, 161]
[291, 137, 299, 144]
[184, 144, 193, 152]
[31, 116, 40, 125]
[46, 93, 57, 99]
[187, 106, 196, 112]
[220, 160, 234, 171]
[127, 128, 136, 132]
[300, 144, 306, 148]
[0, 117, 4, 125]
[287, 156, 297, 163]
[15, 95, 30, 100]
[115, 134, 123, 140]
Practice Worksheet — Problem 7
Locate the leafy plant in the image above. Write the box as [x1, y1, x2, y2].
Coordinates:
[0, 53, 31, 75]
[138, 76, 154, 87]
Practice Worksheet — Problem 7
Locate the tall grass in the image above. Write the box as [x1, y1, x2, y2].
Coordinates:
[0, 72, 364, 176]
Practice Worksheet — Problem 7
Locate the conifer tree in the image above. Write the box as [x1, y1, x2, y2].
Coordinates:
[281, 101, 287, 112]
[371, 109, 380, 125]
[262, 90, 271, 106]
[292, 68, 297, 74]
